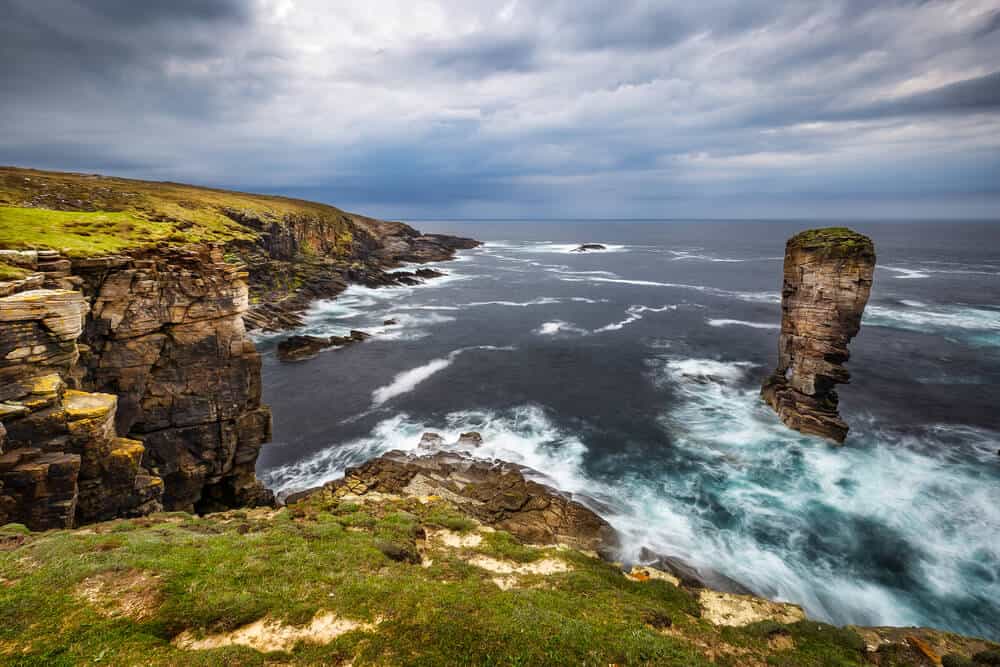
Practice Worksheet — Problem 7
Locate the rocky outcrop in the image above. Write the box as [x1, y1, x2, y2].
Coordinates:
[276, 330, 370, 362]
[0, 283, 163, 529]
[571, 244, 607, 252]
[293, 447, 618, 553]
[233, 209, 479, 332]
[761, 228, 876, 443]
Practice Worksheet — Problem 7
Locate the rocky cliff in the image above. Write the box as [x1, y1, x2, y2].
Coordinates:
[0, 167, 478, 529]
[761, 227, 876, 442]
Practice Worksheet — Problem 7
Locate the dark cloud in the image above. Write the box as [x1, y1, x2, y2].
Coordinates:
[0, 0, 998, 218]
[842, 71, 1000, 120]
[75, 0, 249, 24]
[423, 35, 539, 77]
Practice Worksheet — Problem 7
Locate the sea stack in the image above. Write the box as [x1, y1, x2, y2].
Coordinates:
[761, 227, 876, 443]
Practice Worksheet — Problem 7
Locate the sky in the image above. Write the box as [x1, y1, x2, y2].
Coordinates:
[1, 0, 999, 220]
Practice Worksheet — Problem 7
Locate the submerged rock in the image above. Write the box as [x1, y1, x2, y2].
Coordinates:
[761, 227, 875, 443]
[570, 243, 607, 252]
[275, 330, 370, 362]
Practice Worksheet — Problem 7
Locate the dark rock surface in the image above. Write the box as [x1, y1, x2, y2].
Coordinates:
[294, 449, 618, 553]
[276, 330, 370, 362]
[71, 246, 274, 513]
[761, 228, 876, 443]
[637, 547, 754, 595]
[571, 243, 607, 252]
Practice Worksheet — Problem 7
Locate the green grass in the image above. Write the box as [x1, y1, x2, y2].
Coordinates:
[789, 227, 874, 257]
[0, 260, 30, 281]
[0, 166, 360, 258]
[0, 207, 185, 256]
[0, 492, 896, 667]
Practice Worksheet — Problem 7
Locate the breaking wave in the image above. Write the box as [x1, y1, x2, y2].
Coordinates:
[865, 302, 1000, 345]
[535, 320, 589, 336]
[559, 275, 780, 304]
[594, 305, 679, 333]
[668, 249, 782, 263]
[707, 318, 780, 330]
[264, 370, 1000, 638]
[371, 346, 515, 406]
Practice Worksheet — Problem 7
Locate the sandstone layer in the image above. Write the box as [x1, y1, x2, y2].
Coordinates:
[761, 227, 876, 442]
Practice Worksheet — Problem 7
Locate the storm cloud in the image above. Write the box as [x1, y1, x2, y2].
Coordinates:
[1, 0, 998, 218]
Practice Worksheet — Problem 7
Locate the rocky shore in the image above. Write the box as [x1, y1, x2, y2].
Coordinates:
[761, 227, 876, 442]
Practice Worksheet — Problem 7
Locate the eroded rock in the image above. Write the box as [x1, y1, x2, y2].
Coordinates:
[761, 227, 876, 443]
[304, 449, 618, 552]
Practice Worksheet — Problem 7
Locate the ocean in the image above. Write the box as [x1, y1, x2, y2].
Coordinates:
[255, 220, 1000, 640]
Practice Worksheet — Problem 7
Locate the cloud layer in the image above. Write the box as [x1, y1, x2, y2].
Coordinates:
[2, 0, 998, 218]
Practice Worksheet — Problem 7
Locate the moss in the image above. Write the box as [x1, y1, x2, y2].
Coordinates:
[788, 227, 874, 258]
[476, 530, 545, 563]
[0, 260, 30, 281]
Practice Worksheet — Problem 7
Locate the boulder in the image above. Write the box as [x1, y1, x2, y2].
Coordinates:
[276, 330, 371, 362]
[277, 335, 334, 362]
[570, 244, 607, 252]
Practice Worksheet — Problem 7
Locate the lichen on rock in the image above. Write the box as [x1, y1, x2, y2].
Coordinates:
[761, 227, 876, 442]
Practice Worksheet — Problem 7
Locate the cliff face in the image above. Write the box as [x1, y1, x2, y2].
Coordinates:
[761, 228, 876, 443]
[0, 278, 163, 529]
[74, 246, 272, 513]
[0, 246, 270, 529]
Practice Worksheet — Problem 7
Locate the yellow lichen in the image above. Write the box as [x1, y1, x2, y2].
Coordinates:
[63, 390, 117, 420]
[29, 373, 64, 396]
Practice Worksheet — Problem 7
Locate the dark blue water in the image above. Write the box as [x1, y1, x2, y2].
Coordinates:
[256, 221, 1000, 640]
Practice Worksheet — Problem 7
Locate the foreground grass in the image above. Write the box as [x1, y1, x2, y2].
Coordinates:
[0, 493, 893, 667]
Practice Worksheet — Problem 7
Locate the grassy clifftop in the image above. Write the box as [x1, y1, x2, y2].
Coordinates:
[2, 491, 995, 666]
[0, 167, 355, 257]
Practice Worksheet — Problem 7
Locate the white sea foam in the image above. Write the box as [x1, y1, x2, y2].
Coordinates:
[559, 275, 781, 304]
[535, 320, 588, 336]
[668, 250, 781, 263]
[707, 319, 780, 330]
[465, 297, 563, 308]
[264, 378, 1000, 636]
[642, 357, 1000, 631]
[545, 267, 621, 277]
[593, 304, 678, 333]
[880, 264, 1000, 279]
[865, 304, 1000, 333]
[514, 242, 629, 254]
[880, 265, 931, 279]
[263, 405, 589, 499]
[371, 346, 515, 406]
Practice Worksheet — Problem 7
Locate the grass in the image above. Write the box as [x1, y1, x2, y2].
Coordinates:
[789, 227, 874, 257]
[0, 260, 30, 281]
[0, 492, 897, 667]
[0, 166, 359, 258]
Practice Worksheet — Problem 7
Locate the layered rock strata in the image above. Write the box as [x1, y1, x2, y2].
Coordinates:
[0, 284, 163, 529]
[291, 447, 619, 553]
[0, 246, 272, 529]
[71, 246, 273, 513]
[761, 228, 876, 442]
